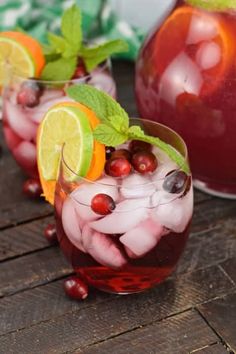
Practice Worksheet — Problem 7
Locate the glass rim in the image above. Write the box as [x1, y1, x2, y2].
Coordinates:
[6, 58, 110, 85]
[60, 117, 189, 189]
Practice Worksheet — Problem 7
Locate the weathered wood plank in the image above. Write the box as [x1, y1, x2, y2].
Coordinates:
[176, 217, 236, 274]
[198, 292, 236, 353]
[0, 310, 217, 354]
[192, 343, 229, 353]
[74, 310, 218, 354]
[191, 198, 236, 234]
[220, 257, 236, 285]
[0, 265, 233, 352]
[0, 247, 72, 297]
[0, 216, 54, 261]
[0, 280, 111, 337]
[0, 263, 233, 337]
[0, 134, 53, 229]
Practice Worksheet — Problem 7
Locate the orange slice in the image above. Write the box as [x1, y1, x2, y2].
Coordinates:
[154, 5, 235, 96]
[0, 31, 45, 78]
[38, 101, 105, 205]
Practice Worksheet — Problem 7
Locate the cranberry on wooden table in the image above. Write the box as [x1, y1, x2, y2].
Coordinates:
[44, 224, 58, 245]
[23, 178, 42, 198]
[63, 276, 88, 300]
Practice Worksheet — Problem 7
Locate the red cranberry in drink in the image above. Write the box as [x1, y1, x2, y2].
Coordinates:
[163, 170, 188, 194]
[105, 157, 132, 177]
[110, 148, 132, 161]
[72, 60, 87, 79]
[91, 193, 116, 215]
[105, 146, 116, 160]
[129, 140, 152, 153]
[63, 276, 88, 300]
[180, 175, 192, 198]
[44, 223, 58, 244]
[23, 178, 42, 198]
[17, 79, 43, 107]
[131, 151, 158, 174]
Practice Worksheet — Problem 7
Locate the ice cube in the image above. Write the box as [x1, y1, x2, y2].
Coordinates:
[150, 190, 179, 207]
[13, 141, 36, 169]
[120, 173, 155, 199]
[151, 161, 178, 190]
[89, 197, 150, 234]
[74, 202, 100, 222]
[81, 225, 126, 269]
[71, 176, 119, 205]
[3, 126, 22, 151]
[62, 197, 86, 252]
[6, 100, 37, 140]
[29, 96, 73, 124]
[120, 217, 166, 258]
[39, 89, 64, 104]
[151, 187, 193, 233]
[89, 69, 116, 98]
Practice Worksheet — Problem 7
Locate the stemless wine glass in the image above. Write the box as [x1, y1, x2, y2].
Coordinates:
[135, 0, 236, 198]
[2, 60, 116, 179]
[54, 118, 193, 294]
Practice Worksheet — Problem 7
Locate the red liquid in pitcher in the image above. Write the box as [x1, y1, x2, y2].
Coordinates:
[136, 0, 236, 196]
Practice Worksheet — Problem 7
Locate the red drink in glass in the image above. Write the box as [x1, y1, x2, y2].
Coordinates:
[54, 119, 193, 294]
[136, 0, 236, 197]
[2, 61, 116, 178]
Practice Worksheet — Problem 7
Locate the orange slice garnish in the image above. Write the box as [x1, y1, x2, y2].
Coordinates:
[38, 101, 105, 205]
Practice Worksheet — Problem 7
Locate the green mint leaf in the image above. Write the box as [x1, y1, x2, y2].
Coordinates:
[66, 84, 129, 124]
[47, 32, 67, 53]
[40, 57, 77, 81]
[61, 4, 82, 53]
[81, 40, 129, 72]
[128, 126, 190, 173]
[186, 0, 236, 11]
[107, 115, 129, 132]
[93, 124, 128, 146]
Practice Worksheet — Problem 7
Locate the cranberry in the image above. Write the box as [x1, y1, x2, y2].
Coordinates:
[63, 276, 88, 300]
[105, 157, 132, 177]
[91, 193, 116, 215]
[163, 170, 188, 194]
[23, 178, 42, 198]
[131, 151, 158, 174]
[17, 79, 43, 107]
[180, 175, 192, 198]
[129, 140, 152, 153]
[72, 62, 87, 79]
[105, 146, 116, 160]
[44, 223, 58, 244]
[110, 149, 132, 161]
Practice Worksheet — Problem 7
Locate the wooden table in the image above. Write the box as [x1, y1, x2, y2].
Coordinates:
[0, 61, 236, 354]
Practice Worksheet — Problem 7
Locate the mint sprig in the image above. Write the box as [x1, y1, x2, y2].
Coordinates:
[66, 85, 190, 173]
[41, 4, 128, 81]
[186, 0, 236, 11]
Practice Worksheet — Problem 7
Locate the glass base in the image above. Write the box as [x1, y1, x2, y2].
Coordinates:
[193, 178, 236, 199]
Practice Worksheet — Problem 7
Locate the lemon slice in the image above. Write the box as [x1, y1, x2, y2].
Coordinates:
[37, 105, 94, 182]
[0, 36, 35, 85]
